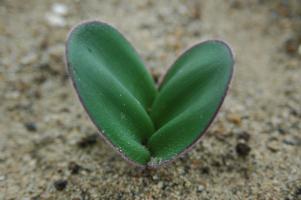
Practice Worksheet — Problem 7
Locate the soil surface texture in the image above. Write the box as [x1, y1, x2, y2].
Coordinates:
[0, 0, 300, 199]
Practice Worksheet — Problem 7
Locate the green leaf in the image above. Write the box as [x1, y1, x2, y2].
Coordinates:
[66, 22, 157, 164]
[148, 41, 234, 163]
[66, 21, 234, 167]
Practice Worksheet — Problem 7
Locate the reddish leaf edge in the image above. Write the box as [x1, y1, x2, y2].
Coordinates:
[65, 20, 235, 169]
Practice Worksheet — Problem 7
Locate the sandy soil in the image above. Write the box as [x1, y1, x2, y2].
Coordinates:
[0, 0, 300, 199]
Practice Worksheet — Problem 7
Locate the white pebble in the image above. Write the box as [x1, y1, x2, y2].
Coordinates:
[52, 3, 68, 16]
[20, 53, 37, 65]
[45, 13, 66, 27]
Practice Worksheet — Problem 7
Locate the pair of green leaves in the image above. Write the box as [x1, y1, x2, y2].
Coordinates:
[66, 21, 234, 167]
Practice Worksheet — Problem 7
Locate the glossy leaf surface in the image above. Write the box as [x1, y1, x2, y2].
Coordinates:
[66, 21, 234, 166]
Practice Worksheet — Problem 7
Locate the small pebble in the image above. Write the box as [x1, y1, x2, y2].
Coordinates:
[275, 3, 290, 17]
[189, 2, 201, 19]
[53, 179, 68, 191]
[237, 131, 250, 142]
[157, 181, 164, 189]
[200, 166, 210, 175]
[0, 176, 5, 181]
[266, 139, 280, 152]
[149, 67, 161, 83]
[230, 0, 242, 9]
[277, 127, 286, 134]
[227, 113, 242, 125]
[196, 185, 205, 193]
[77, 133, 98, 148]
[48, 44, 64, 60]
[24, 122, 37, 132]
[45, 13, 66, 27]
[295, 187, 301, 196]
[52, 3, 68, 16]
[152, 175, 159, 181]
[235, 143, 251, 157]
[283, 136, 301, 146]
[68, 161, 81, 174]
[285, 38, 299, 55]
[20, 53, 38, 65]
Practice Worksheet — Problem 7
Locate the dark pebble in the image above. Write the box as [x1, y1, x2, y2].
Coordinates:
[237, 131, 250, 142]
[150, 69, 160, 84]
[184, 165, 191, 174]
[200, 166, 210, 175]
[283, 137, 301, 146]
[235, 143, 251, 157]
[294, 187, 301, 199]
[68, 161, 81, 174]
[285, 38, 299, 55]
[212, 160, 221, 168]
[277, 127, 286, 134]
[230, 0, 242, 9]
[33, 74, 47, 85]
[77, 133, 98, 148]
[24, 122, 37, 132]
[31, 195, 40, 200]
[290, 108, 300, 117]
[53, 179, 68, 191]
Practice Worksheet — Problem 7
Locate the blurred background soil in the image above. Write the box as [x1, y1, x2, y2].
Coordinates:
[0, 0, 300, 199]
